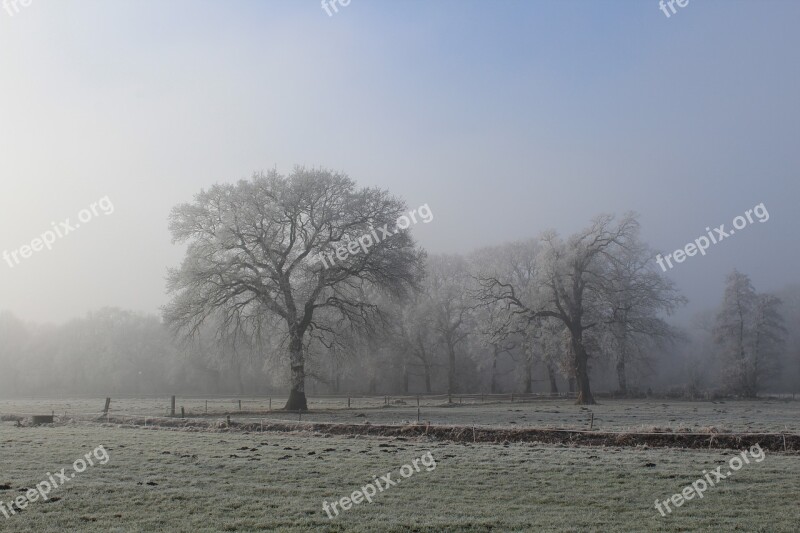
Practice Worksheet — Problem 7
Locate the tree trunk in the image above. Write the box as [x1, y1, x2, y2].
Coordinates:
[523, 358, 533, 394]
[572, 339, 595, 405]
[424, 363, 432, 394]
[447, 343, 457, 396]
[615, 321, 628, 396]
[284, 334, 308, 411]
[491, 349, 498, 394]
[547, 363, 558, 395]
[616, 358, 627, 396]
[234, 360, 245, 395]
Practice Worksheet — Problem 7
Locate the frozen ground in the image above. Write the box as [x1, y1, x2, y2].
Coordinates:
[0, 422, 797, 532]
[2, 397, 797, 433]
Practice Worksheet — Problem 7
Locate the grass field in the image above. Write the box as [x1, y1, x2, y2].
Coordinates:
[0, 399, 798, 532]
[2, 397, 798, 433]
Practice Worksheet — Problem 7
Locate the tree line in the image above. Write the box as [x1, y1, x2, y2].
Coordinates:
[1, 169, 797, 405]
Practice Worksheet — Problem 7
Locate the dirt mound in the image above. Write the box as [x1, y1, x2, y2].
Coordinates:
[90, 415, 799, 453]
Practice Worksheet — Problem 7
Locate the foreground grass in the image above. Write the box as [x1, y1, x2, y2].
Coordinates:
[0, 422, 797, 532]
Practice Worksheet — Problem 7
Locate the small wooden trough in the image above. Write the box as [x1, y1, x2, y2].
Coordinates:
[31, 415, 54, 425]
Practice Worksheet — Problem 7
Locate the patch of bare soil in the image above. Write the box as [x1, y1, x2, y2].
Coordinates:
[55, 414, 800, 453]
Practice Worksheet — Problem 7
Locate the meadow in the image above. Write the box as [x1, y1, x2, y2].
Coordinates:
[0, 398, 798, 532]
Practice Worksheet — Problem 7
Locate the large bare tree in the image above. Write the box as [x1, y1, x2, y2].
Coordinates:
[164, 168, 425, 410]
[477, 214, 641, 404]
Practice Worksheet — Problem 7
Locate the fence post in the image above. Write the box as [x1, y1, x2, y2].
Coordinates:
[348, 397, 351, 408]
[181, 406, 185, 418]
[170, 396, 176, 417]
[511, 393, 514, 403]
[238, 400, 242, 411]
[269, 397, 272, 410]
[205, 400, 208, 414]
[417, 407, 420, 423]
[103, 397, 111, 415]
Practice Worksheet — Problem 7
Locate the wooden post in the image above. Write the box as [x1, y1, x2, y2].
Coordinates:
[181, 407, 185, 418]
[170, 396, 176, 417]
[205, 400, 208, 414]
[298, 411, 302, 422]
[269, 397, 272, 410]
[417, 407, 420, 423]
[511, 393, 514, 403]
[238, 400, 242, 411]
[448, 394, 452, 404]
[589, 412, 594, 430]
[103, 398, 111, 415]
[347, 397, 351, 408]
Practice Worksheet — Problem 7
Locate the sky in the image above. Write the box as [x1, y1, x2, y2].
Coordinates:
[1, 0, 798, 325]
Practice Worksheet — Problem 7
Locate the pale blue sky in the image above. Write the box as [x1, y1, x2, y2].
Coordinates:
[1, 0, 798, 323]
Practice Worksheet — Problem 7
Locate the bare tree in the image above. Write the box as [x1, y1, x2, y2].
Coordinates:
[164, 168, 424, 410]
[477, 214, 640, 404]
[713, 270, 786, 396]
[714, 270, 757, 395]
[603, 238, 686, 395]
[426, 254, 473, 396]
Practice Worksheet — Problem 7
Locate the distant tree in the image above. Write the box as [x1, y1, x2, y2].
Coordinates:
[750, 293, 786, 393]
[714, 270, 785, 396]
[471, 239, 544, 394]
[426, 254, 473, 396]
[394, 293, 439, 393]
[603, 239, 685, 395]
[0, 312, 27, 397]
[164, 168, 424, 410]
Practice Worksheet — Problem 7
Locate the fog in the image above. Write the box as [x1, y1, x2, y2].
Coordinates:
[1, 1, 798, 399]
